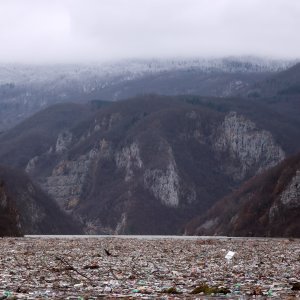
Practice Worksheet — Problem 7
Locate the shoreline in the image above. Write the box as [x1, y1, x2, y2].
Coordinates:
[22, 235, 300, 242]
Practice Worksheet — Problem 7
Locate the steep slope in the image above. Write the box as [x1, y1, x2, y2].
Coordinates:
[243, 62, 300, 98]
[1, 94, 299, 234]
[186, 153, 300, 237]
[0, 179, 22, 236]
[237, 62, 300, 137]
[0, 166, 82, 235]
[182, 95, 300, 155]
[0, 102, 97, 168]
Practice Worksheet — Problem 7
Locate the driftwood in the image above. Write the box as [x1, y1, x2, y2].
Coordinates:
[55, 255, 93, 282]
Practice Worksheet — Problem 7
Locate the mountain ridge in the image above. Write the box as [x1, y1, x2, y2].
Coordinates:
[185, 152, 300, 237]
[0, 165, 82, 235]
[0, 57, 296, 131]
[1, 92, 299, 234]
[0, 61, 299, 236]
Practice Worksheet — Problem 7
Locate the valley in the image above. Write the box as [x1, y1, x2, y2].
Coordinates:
[0, 59, 299, 237]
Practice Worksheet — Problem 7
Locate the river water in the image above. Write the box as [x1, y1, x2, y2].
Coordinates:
[25, 235, 297, 241]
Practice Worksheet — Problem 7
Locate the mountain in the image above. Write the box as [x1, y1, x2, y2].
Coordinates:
[0, 93, 299, 234]
[0, 175, 22, 237]
[242, 62, 300, 98]
[0, 166, 82, 236]
[0, 57, 294, 132]
[0, 102, 97, 168]
[185, 152, 300, 237]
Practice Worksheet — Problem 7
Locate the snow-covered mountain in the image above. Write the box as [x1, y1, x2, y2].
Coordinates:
[0, 57, 294, 84]
[0, 57, 297, 131]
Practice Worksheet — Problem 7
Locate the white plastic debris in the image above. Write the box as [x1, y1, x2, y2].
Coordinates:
[225, 250, 236, 260]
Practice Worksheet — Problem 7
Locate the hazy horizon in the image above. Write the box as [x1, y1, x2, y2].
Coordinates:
[0, 0, 300, 64]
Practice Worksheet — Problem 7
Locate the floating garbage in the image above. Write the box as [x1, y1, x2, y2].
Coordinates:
[292, 282, 300, 290]
[225, 250, 236, 260]
[161, 286, 181, 294]
[191, 284, 230, 295]
[0, 237, 299, 298]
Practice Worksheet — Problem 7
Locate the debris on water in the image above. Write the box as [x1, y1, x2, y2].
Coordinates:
[161, 286, 181, 294]
[250, 286, 263, 295]
[191, 283, 230, 295]
[103, 286, 112, 292]
[225, 250, 236, 260]
[291, 282, 300, 290]
[104, 249, 111, 256]
[83, 264, 100, 270]
[0, 236, 299, 298]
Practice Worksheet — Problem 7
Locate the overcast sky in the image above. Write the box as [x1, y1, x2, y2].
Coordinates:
[0, 0, 299, 64]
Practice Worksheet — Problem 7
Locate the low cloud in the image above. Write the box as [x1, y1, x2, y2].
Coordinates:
[0, 0, 299, 63]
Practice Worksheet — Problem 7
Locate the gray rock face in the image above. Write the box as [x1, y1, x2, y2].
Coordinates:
[115, 213, 127, 234]
[98, 139, 112, 158]
[268, 203, 279, 222]
[3, 94, 299, 235]
[214, 111, 285, 180]
[281, 170, 300, 208]
[115, 142, 143, 181]
[55, 130, 73, 153]
[41, 138, 113, 212]
[43, 149, 99, 210]
[144, 161, 180, 208]
[25, 156, 39, 173]
[115, 141, 181, 208]
[198, 218, 219, 231]
[26, 109, 288, 233]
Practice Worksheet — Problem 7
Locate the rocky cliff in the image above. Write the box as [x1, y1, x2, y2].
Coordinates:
[1, 94, 298, 234]
[186, 153, 300, 237]
[0, 166, 82, 235]
[213, 111, 285, 180]
[0, 60, 299, 236]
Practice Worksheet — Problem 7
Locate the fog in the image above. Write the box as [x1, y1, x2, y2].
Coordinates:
[0, 0, 299, 64]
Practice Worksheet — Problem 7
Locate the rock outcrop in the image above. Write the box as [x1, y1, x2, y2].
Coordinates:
[280, 170, 300, 208]
[55, 130, 73, 153]
[144, 162, 180, 208]
[0, 95, 299, 234]
[115, 142, 143, 182]
[43, 149, 100, 210]
[214, 111, 285, 180]
[0, 166, 82, 235]
[186, 153, 300, 237]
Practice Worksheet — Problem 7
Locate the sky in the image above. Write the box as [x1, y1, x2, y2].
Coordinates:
[0, 0, 299, 64]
